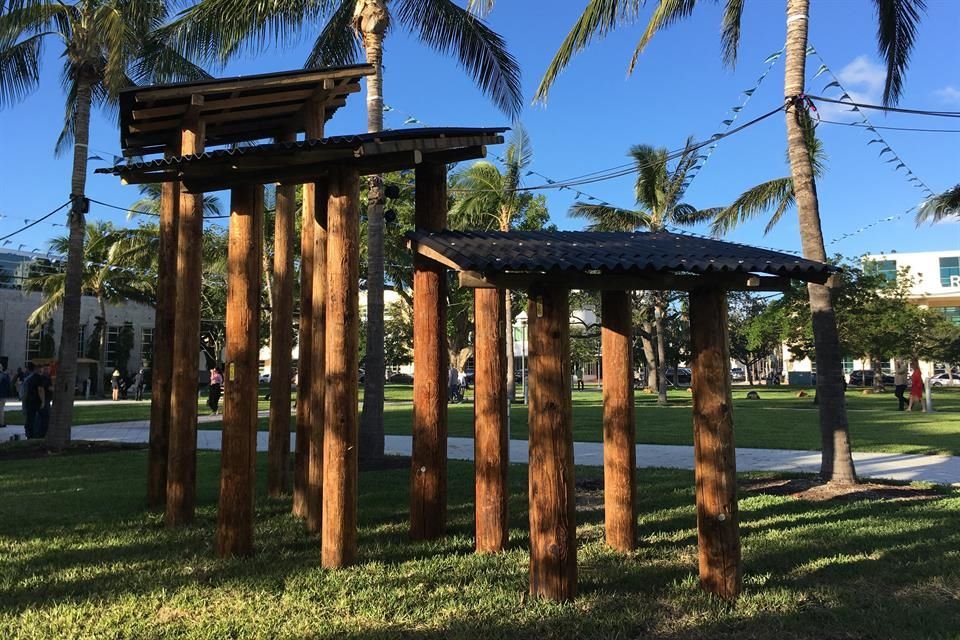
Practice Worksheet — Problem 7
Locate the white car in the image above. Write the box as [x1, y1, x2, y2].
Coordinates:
[258, 372, 271, 384]
[930, 373, 960, 387]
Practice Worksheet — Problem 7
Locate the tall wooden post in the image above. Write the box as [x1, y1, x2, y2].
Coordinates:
[527, 286, 576, 601]
[147, 143, 180, 509]
[601, 290, 636, 552]
[473, 287, 508, 553]
[322, 169, 360, 568]
[216, 185, 263, 558]
[306, 180, 328, 534]
[267, 133, 297, 498]
[410, 162, 448, 541]
[689, 286, 741, 601]
[166, 108, 205, 527]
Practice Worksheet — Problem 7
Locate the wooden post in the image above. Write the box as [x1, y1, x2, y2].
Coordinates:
[216, 185, 263, 558]
[267, 133, 296, 498]
[410, 162, 448, 541]
[527, 286, 576, 601]
[166, 111, 205, 527]
[147, 143, 180, 509]
[473, 287, 508, 553]
[689, 286, 741, 601]
[601, 290, 636, 552]
[322, 169, 360, 568]
[306, 180, 327, 534]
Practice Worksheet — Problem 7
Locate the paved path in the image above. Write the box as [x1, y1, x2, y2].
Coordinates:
[5, 419, 958, 486]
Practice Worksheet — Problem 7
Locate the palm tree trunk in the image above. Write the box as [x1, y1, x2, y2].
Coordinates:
[45, 75, 94, 449]
[358, 1, 388, 462]
[784, 0, 856, 484]
[654, 297, 668, 405]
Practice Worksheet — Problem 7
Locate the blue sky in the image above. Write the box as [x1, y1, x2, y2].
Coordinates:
[1, 0, 958, 260]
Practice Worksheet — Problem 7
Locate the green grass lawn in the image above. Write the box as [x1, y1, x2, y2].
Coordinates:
[1, 450, 958, 639]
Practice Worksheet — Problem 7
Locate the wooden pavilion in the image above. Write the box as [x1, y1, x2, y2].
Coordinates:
[100, 66, 837, 604]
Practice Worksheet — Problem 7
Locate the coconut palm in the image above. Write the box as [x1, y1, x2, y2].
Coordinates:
[917, 185, 960, 224]
[569, 139, 718, 406]
[25, 222, 156, 395]
[531, 0, 927, 485]
[449, 126, 532, 402]
[166, 0, 521, 461]
[0, 0, 209, 448]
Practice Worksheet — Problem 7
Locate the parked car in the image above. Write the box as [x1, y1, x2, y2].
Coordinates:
[930, 372, 960, 387]
[848, 370, 894, 387]
[664, 367, 692, 386]
[258, 372, 271, 384]
[730, 367, 746, 382]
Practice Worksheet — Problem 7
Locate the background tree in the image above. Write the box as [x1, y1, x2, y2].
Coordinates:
[728, 293, 784, 385]
[0, 0, 208, 448]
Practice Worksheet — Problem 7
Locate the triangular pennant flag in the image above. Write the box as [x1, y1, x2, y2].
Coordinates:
[382, 104, 393, 112]
[731, 106, 743, 112]
[865, 126, 877, 133]
[878, 147, 893, 157]
[806, 46, 815, 56]
[822, 80, 841, 91]
[867, 139, 883, 145]
[763, 51, 782, 64]
[840, 92, 851, 101]
[895, 163, 906, 170]
[721, 119, 734, 126]
[742, 88, 755, 96]
[814, 64, 829, 78]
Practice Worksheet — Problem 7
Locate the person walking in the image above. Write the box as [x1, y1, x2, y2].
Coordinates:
[207, 367, 223, 415]
[448, 364, 461, 403]
[37, 364, 53, 438]
[0, 364, 10, 429]
[893, 359, 909, 411]
[133, 368, 145, 401]
[111, 369, 121, 401]
[20, 362, 41, 439]
[906, 359, 925, 413]
[13, 366, 24, 400]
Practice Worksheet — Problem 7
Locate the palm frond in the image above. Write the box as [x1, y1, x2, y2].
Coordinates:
[304, 0, 361, 69]
[502, 123, 531, 196]
[630, 144, 668, 216]
[449, 161, 503, 230]
[628, 0, 700, 74]
[465, 0, 495, 18]
[720, 0, 744, 67]
[710, 177, 794, 237]
[672, 203, 720, 226]
[0, 30, 42, 107]
[396, 0, 522, 117]
[569, 202, 650, 232]
[916, 184, 960, 225]
[872, 0, 926, 105]
[534, 0, 642, 103]
[131, 34, 213, 85]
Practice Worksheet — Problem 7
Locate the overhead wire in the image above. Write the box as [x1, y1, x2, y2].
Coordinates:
[0, 201, 71, 243]
[806, 94, 960, 118]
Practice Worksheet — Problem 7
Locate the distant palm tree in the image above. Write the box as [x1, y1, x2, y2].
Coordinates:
[126, 183, 223, 220]
[450, 126, 532, 402]
[25, 222, 156, 395]
[531, 0, 927, 485]
[0, 0, 208, 448]
[167, 0, 522, 461]
[917, 185, 960, 224]
[569, 140, 718, 406]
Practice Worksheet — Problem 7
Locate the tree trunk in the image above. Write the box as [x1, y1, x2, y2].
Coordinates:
[654, 297, 668, 405]
[872, 356, 884, 391]
[358, 1, 388, 463]
[45, 75, 94, 449]
[784, 0, 856, 484]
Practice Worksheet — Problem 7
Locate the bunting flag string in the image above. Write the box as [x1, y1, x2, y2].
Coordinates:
[827, 206, 915, 246]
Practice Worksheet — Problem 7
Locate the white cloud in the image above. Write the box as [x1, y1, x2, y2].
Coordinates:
[933, 86, 960, 105]
[814, 55, 884, 121]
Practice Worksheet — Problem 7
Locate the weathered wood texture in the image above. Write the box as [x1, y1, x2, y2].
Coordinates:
[166, 116, 205, 527]
[292, 187, 314, 519]
[410, 162, 448, 541]
[147, 149, 179, 510]
[527, 287, 576, 601]
[601, 290, 636, 552]
[473, 287, 509, 553]
[267, 132, 296, 498]
[322, 170, 360, 568]
[306, 180, 328, 534]
[689, 286, 741, 601]
[216, 185, 263, 558]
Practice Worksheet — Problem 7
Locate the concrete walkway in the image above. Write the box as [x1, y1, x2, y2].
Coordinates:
[5, 419, 958, 486]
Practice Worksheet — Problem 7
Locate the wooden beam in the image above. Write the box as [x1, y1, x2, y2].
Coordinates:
[267, 132, 297, 499]
[322, 169, 361, 568]
[166, 115, 205, 528]
[689, 286, 741, 601]
[133, 67, 369, 102]
[216, 184, 263, 558]
[601, 290, 636, 552]
[527, 286, 576, 602]
[147, 143, 180, 510]
[473, 287, 509, 553]
[306, 179, 328, 535]
[292, 184, 315, 520]
[455, 270, 801, 291]
[410, 162, 449, 541]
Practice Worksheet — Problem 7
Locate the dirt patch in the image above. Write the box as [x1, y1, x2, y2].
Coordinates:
[0, 440, 146, 461]
[740, 477, 943, 503]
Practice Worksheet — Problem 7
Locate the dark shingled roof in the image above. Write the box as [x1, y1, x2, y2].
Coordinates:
[408, 230, 837, 282]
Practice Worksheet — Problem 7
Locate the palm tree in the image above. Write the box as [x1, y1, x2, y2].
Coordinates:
[25, 222, 156, 395]
[917, 185, 960, 224]
[167, 0, 522, 461]
[449, 126, 532, 402]
[0, 0, 209, 448]
[569, 140, 717, 406]
[531, 0, 926, 485]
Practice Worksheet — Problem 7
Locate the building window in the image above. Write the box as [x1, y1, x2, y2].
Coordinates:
[940, 256, 960, 287]
[841, 357, 854, 374]
[866, 259, 897, 282]
[106, 326, 122, 369]
[940, 307, 960, 326]
[76, 325, 85, 360]
[25, 321, 56, 361]
[141, 327, 154, 368]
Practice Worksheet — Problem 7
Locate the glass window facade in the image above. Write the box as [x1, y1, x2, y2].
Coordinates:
[141, 327, 153, 368]
[866, 259, 897, 282]
[940, 307, 960, 326]
[940, 256, 960, 287]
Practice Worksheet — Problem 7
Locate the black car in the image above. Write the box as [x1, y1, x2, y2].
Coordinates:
[848, 370, 895, 386]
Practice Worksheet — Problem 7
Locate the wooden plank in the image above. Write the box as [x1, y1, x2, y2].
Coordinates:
[454, 270, 802, 290]
[306, 179, 328, 535]
[132, 88, 317, 120]
[601, 290, 636, 552]
[133, 68, 369, 102]
[689, 286, 741, 601]
[165, 116, 205, 528]
[146, 144, 180, 510]
[527, 286, 576, 601]
[410, 162, 449, 541]
[473, 287, 509, 553]
[267, 131, 297, 499]
[216, 184, 263, 558]
[322, 169, 361, 568]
